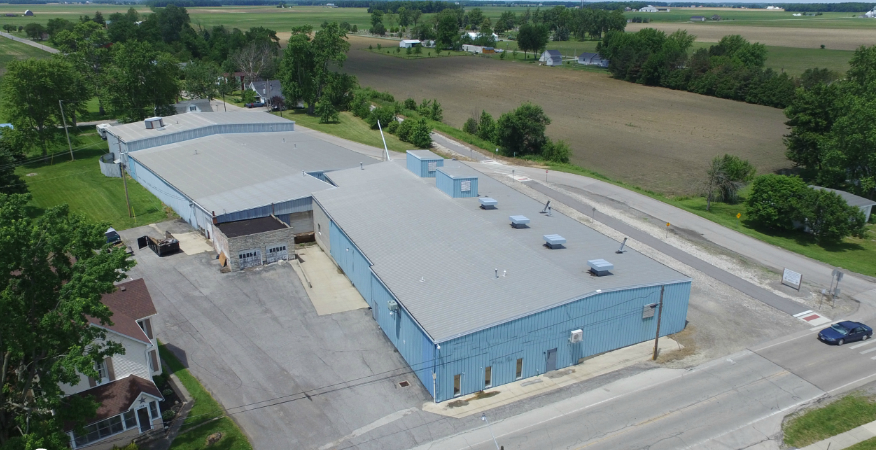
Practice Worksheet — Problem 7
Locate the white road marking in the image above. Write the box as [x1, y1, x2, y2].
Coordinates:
[317, 407, 418, 450]
[828, 372, 876, 393]
[850, 339, 876, 349]
[752, 330, 820, 352]
[860, 346, 876, 355]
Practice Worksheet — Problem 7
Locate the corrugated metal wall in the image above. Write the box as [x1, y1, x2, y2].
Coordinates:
[312, 202, 332, 253]
[433, 282, 690, 401]
[406, 152, 443, 177]
[125, 123, 295, 153]
[214, 197, 313, 223]
[127, 158, 197, 226]
[327, 219, 437, 397]
[436, 171, 479, 198]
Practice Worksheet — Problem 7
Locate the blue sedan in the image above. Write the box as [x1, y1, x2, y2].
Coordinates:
[818, 321, 873, 346]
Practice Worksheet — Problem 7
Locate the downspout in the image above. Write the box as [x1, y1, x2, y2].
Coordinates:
[433, 343, 440, 403]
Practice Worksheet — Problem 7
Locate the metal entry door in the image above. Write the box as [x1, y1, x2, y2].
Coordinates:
[237, 249, 262, 270]
[265, 243, 288, 264]
[546, 348, 557, 372]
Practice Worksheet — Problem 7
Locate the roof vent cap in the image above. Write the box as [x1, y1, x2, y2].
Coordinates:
[544, 234, 566, 249]
[510, 215, 530, 228]
[588, 259, 614, 276]
[479, 197, 497, 209]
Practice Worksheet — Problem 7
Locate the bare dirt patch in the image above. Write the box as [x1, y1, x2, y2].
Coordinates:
[626, 23, 876, 50]
[345, 35, 790, 195]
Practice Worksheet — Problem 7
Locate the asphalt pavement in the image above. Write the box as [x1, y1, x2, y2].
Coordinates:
[0, 31, 59, 54]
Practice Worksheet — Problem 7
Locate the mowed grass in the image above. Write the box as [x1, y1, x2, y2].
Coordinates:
[275, 109, 411, 153]
[158, 342, 252, 450]
[0, 36, 51, 75]
[688, 41, 854, 76]
[848, 436, 876, 450]
[15, 135, 171, 230]
[784, 394, 876, 447]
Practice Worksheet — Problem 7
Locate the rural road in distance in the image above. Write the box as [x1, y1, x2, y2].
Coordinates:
[415, 310, 876, 450]
[429, 133, 876, 307]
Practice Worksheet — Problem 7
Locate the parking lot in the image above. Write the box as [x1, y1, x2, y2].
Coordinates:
[119, 220, 815, 449]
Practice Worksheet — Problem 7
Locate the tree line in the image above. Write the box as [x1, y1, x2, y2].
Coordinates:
[779, 2, 875, 12]
[599, 31, 798, 108]
[463, 104, 571, 163]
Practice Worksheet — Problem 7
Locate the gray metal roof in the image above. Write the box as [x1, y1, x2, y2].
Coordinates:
[407, 150, 442, 160]
[130, 131, 374, 215]
[314, 161, 690, 342]
[436, 166, 476, 179]
[107, 111, 291, 143]
[810, 186, 876, 208]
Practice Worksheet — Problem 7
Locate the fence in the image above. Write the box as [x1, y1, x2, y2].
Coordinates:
[98, 153, 122, 178]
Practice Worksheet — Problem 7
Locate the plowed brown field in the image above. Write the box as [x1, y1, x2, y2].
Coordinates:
[344, 36, 791, 195]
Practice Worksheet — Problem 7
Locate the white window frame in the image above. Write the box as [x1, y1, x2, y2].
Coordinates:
[95, 360, 108, 385]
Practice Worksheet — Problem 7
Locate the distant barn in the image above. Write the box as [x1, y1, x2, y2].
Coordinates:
[24, 9, 33, 16]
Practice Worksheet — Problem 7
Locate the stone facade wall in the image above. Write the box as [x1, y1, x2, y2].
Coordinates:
[220, 219, 296, 271]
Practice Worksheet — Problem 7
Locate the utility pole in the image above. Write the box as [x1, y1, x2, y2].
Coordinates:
[59, 100, 74, 161]
[120, 161, 132, 217]
[652, 285, 665, 361]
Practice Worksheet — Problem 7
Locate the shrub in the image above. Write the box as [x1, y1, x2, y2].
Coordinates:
[429, 99, 443, 122]
[396, 118, 413, 141]
[369, 44, 373, 50]
[350, 91, 371, 118]
[463, 117, 479, 135]
[403, 98, 417, 110]
[377, 43, 382, 50]
[317, 101, 340, 124]
[162, 388, 174, 397]
[496, 103, 551, 157]
[745, 174, 808, 231]
[797, 188, 867, 244]
[161, 410, 176, 422]
[406, 46, 412, 55]
[368, 106, 395, 129]
[352, 24, 358, 32]
[241, 90, 256, 104]
[417, 99, 432, 117]
[477, 110, 496, 143]
[408, 118, 433, 148]
[385, 119, 399, 134]
[543, 139, 571, 163]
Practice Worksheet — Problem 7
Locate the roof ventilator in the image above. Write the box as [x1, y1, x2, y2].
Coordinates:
[510, 215, 530, 228]
[479, 197, 497, 209]
[543, 234, 566, 249]
[144, 117, 164, 129]
[588, 259, 614, 276]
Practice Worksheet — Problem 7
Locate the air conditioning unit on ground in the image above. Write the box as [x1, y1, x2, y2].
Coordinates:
[569, 329, 583, 343]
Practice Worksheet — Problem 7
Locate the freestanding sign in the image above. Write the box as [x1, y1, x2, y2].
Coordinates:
[782, 268, 803, 290]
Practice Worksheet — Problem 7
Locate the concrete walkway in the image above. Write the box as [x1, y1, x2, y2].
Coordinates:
[801, 420, 876, 450]
[0, 31, 59, 53]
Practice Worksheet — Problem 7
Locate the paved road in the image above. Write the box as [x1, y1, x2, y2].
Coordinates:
[0, 31, 59, 53]
[430, 134, 875, 305]
[415, 312, 876, 450]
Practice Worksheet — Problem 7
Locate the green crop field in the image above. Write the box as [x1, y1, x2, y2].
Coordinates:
[622, 9, 876, 29]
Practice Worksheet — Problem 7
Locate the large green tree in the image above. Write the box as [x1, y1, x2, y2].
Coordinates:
[516, 23, 550, 59]
[435, 9, 460, 49]
[745, 174, 809, 230]
[0, 59, 86, 156]
[54, 21, 112, 116]
[496, 103, 551, 157]
[183, 60, 221, 101]
[279, 22, 351, 115]
[0, 194, 134, 448]
[102, 41, 180, 122]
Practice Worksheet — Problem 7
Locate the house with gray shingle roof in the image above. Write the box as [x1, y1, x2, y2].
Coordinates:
[539, 49, 563, 66]
[811, 186, 876, 223]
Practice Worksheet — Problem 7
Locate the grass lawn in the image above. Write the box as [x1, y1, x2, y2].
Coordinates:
[158, 342, 252, 450]
[784, 394, 876, 447]
[688, 41, 854, 76]
[14, 132, 172, 230]
[274, 109, 411, 153]
[169, 418, 252, 450]
[0, 35, 51, 76]
[848, 436, 876, 450]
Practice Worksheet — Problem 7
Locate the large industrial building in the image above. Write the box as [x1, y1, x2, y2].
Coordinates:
[102, 113, 691, 402]
[312, 153, 691, 402]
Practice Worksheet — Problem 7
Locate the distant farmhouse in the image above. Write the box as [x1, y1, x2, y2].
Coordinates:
[690, 15, 706, 21]
[399, 39, 421, 48]
[639, 5, 669, 12]
[865, 6, 876, 17]
[578, 52, 608, 67]
[539, 50, 563, 66]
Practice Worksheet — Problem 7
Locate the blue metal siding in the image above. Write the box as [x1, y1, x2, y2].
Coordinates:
[126, 123, 295, 153]
[329, 222, 372, 304]
[127, 157, 200, 227]
[433, 282, 690, 401]
[436, 171, 478, 198]
[371, 276, 436, 397]
[406, 152, 443, 177]
[214, 197, 313, 223]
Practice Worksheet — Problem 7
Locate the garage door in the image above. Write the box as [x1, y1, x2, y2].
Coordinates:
[237, 249, 262, 270]
[266, 243, 288, 264]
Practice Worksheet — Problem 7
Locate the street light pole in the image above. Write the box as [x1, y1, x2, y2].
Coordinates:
[59, 100, 74, 161]
[481, 413, 500, 450]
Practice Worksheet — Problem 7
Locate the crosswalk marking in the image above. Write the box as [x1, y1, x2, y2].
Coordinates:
[851, 340, 876, 350]
[860, 346, 876, 355]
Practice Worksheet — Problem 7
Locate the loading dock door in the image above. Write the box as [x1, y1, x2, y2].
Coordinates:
[546, 348, 557, 372]
[238, 249, 262, 270]
[265, 243, 288, 264]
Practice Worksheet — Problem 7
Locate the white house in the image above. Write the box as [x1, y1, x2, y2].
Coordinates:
[63, 279, 164, 450]
[464, 31, 499, 41]
[639, 5, 659, 12]
[690, 15, 706, 21]
[399, 39, 421, 48]
[462, 44, 496, 54]
[864, 6, 876, 18]
[539, 50, 563, 66]
[577, 52, 609, 67]
[810, 186, 876, 223]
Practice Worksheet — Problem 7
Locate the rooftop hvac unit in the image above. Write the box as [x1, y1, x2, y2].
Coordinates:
[543, 234, 566, 249]
[509, 215, 530, 228]
[479, 197, 497, 209]
[569, 329, 583, 343]
[588, 259, 614, 276]
[144, 117, 165, 129]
